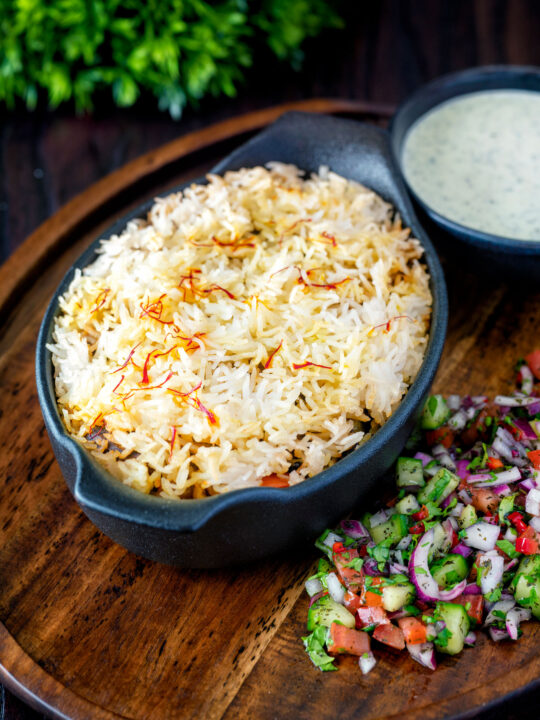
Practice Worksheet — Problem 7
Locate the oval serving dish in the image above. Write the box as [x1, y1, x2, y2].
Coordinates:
[390, 65, 540, 278]
[36, 111, 447, 568]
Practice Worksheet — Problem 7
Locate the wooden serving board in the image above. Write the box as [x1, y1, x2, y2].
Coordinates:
[0, 99, 539, 720]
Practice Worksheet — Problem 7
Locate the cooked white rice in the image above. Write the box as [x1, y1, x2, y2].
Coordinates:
[49, 163, 432, 498]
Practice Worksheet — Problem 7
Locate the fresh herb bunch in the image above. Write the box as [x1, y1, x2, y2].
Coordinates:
[0, 0, 343, 117]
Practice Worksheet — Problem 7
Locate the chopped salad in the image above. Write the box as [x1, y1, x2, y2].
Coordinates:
[302, 350, 540, 674]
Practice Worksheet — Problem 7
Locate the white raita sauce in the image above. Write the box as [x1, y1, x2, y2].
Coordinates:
[402, 89, 540, 241]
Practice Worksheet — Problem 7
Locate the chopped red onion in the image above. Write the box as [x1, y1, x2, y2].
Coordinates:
[389, 562, 409, 575]
[519, 365, 534, 395]
[467, 472, 493, 484]
[494, 395, 540, 407]
[485, 599, 516, 626]
[503, 527, 517, 542]
[396, 534, 413, 550]
[463, 583, 481, 595]
[414, 451, 433, 467]
[464, 631, 477, 646]
[461, 522, 500, 551]
[459, 489, 472, 505]
[406, 642, 436, 670]
[322, 531, 343, 550]
[327, 572, 345, 604]
[456, 459, 470, 480]
[520, 479, 536, 492]
[527, 401, 540, 417]
[516, 608, 532, 622]
[440, 493, 457, 510]
[513, 418, 537, 440]
[450, 501, 465, 517]
[503, 558, 518, 573]
[447, 394, 461, 411]
[305, 577, 324, 597]
[529, 516, 540, 532]
[492, 436, 527, 467]
[340, 519, 370, 540]
[506, 608, 521, 640]
[526, 488, 540, 516]
[363, 558, 382, 576]
[370, 508, 393, 528]
[477, 551, 505, 595]
[471, 395, 488, 407]
[448, 409, 468, 431]
[359, 651, 377, 675]
[309, 590, 326, 607]
[432, 445, 456, 471]
[489, 627, 509, 642]
[453, 542, 473, 558]
[493, 484, 512, 496]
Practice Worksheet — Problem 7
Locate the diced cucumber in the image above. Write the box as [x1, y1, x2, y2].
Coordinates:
[458, 504, 478, 530]
[417, 468, 459, 506]
[395, 494, 421, 515]
[396, 457, 425, 488]
[430, 522, 449, 558]
[431, 554, 469, 588]
[307, 594, 355, 631]
[498, 494, 515, 525]
[421, 395, 451, 430]
[435, 602, 470, 655]
[381, 582, 415, 612]
[513, 555, 540, 619]
[370, 514, 408, 545]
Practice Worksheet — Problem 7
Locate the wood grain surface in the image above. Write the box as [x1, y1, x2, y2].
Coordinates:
[0, 98, 539, 720]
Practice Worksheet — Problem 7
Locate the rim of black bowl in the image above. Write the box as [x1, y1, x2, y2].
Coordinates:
[36, 111, 448, 533]
[390, 65, 540, 252]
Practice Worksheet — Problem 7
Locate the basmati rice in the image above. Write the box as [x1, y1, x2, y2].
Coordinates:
[49, 163, 432, 497]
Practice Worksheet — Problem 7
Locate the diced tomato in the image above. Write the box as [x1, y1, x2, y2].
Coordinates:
[450, 528, 460, 549]
[358, 544, 368, 558]
[515, 526, 540, 555]
[355, 605, 389, 629]
[409, 522, 425, 534]
[516, 536, 539, 555]
[344, 590, 363, 613]
[260, 474, 289, 488]
[397, 617, 428, 645]
[332, 543, 363, 591]
[425, 425, 455, 449]
[528, 450, 540, 470]
[453, 594, 484, 625]
[487, 457, 504, 470]
[508, 511, 528, 534]
[470, 486, 499, 515]
[372, 622, 405, 650]
[360, 576, 384, 607]
[525, 349, 540, 380]
[411, 505, 429, 522]
[328, 623, 371, 655]
[519, 525, 540, 542]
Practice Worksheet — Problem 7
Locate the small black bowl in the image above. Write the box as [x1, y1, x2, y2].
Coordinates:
[390, 65, 540, 279]
[36, 112, 447, 568]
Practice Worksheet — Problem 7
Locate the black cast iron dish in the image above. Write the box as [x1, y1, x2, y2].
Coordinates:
[390, 65, 540, 279]
[36, 112, 448, 568]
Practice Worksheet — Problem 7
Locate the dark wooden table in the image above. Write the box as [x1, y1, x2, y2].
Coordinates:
[1, 1, 539, 717]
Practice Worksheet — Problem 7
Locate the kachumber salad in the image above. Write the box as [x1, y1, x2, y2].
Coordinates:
[302, 350, 540, 674]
